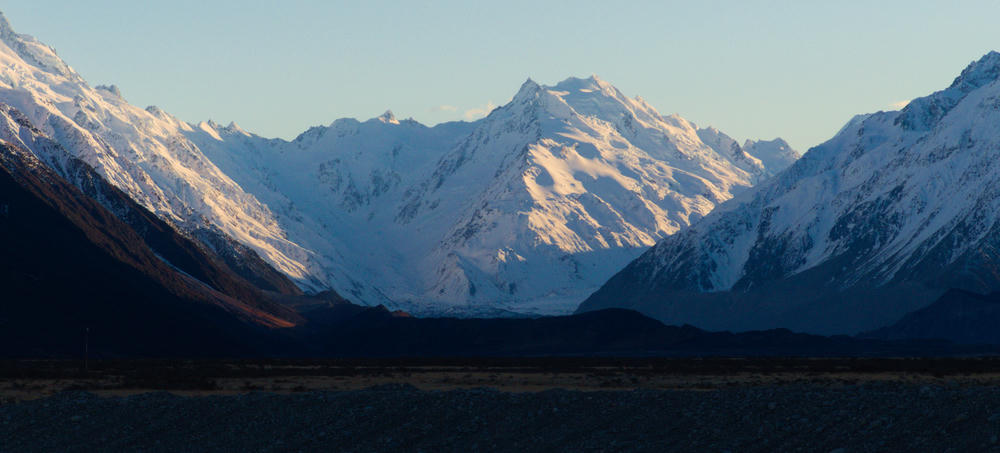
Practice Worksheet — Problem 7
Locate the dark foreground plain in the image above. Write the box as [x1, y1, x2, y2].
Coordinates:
[5, 359, 1000, 452]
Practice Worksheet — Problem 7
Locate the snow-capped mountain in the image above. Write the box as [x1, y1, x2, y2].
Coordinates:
[743, 138, 800, 174]
[696, 127, 766, 182]
[579, 51, 1000, 334]
[696, 129, 800, 184]
[0, 11, 334, 291]
[194, 76, 797, 315]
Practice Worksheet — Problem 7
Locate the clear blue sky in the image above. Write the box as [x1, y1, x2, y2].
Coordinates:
[4, 1, 998, 151]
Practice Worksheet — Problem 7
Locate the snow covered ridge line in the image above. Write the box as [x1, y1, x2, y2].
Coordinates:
[0, 10, 799, 315]
[579, 51, 1000, 335]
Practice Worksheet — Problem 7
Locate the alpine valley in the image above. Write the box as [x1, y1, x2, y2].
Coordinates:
[4, 5, 1000, 357]
[581, 51, 1000, 335]
[0, 11, 799, 317]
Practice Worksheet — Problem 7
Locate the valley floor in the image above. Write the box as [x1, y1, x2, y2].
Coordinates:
[3, 359, 1000, 452]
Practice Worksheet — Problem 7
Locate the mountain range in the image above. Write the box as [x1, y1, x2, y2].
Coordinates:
[6, 9, 1000, 353]
[0, 121, 954, 357]
[0, 10, 797, 316]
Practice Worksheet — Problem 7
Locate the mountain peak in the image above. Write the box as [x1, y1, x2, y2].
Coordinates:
[514, 78, 541, 97]
[223, 121, 249, 136]
[0, 11, 16, 41]
[588, 74, 615, 90]
[0, 11, 78, 81]
[743, 137, 792, 148]
[950, 50, 1000, 92]
[96, 84, 123, 98]
[376, 110, 399, 124]
[552, 75, 615, 93]
[896, 51, 1000, 131]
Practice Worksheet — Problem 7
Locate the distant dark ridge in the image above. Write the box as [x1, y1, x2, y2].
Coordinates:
[862, 289, 1000, 345]
[294, 303, 992, 358]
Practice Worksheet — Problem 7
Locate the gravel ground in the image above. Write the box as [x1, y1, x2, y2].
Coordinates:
[3, 383, 1000, 452]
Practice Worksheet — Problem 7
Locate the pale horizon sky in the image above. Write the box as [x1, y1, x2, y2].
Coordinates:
[3, 1, 998, 152]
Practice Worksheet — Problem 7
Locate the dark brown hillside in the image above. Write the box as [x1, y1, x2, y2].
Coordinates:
[58, 156, 304, 323]
[862, 289, 1000, 345]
